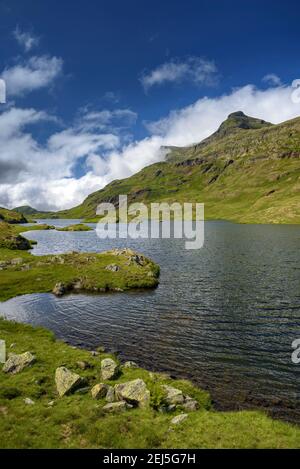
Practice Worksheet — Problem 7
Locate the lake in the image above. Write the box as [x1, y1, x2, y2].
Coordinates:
[1, 219, 300, 422]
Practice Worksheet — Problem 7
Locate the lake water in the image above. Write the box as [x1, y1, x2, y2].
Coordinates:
[1, 219, 300, 422]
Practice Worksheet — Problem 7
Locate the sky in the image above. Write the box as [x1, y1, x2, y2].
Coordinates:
[0, 0, 300, 211]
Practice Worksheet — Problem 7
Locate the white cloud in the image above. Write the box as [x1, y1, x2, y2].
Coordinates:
[2, 55, 63, 97]
[262, 73, 282, 87]
[1, 83, 300, 211]
[13, 27, 39, 52]
[141, 57, 218, 90]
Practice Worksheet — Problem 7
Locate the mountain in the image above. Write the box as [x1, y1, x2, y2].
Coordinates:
[0, 207, 27, 224]
[58, 112, 300, 223]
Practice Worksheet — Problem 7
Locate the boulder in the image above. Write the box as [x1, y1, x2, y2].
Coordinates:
[101, 358, 119, 380]
[91, 383, 108, 400]
[55, 367, 83, 397]
[103, 401, 128, 413]
[52, 282, 67, 296]
[76, 360, 91, 370]
[182, 396, 199, 412]
[3, 351, 36, 374]
[115, 379, 150, 408]
[105, 264, 120, 272]
[123, 361, 138, 369]
[171, 414, 188, 425]
[161, 385, 184, 405]
[24, 398, 35, 405]
[105, 385, 115, 403]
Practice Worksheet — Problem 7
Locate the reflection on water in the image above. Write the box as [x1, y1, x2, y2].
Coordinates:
[1, 220, 300, 421]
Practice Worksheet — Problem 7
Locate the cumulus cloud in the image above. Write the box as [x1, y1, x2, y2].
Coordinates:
[1, 82, 300, 211]
[2, 55, 63, 97]
[140, 57, 218, 90]
[13, 26, 39, 52]
[262, 73, 282, 86]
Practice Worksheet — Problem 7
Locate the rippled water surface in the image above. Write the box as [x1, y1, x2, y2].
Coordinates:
[1, 219, 300, 421]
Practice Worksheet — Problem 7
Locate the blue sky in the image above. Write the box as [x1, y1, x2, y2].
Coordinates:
[0, 0, 300, 210]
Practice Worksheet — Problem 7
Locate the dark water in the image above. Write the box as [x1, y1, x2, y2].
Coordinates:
[1, 220, 300, 422]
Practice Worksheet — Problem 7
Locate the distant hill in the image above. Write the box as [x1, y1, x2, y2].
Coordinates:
[13, 206, 56, 219]
[40, 112, 300, 223]
[0, 207, 27, 224]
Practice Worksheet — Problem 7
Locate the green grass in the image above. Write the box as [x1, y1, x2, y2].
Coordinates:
[0, 318, 300, 449]
[0, 207, 27, 224]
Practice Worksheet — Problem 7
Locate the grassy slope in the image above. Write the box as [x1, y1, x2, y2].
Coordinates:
[0, 318, 300, 449]
[0, 222, 159, 301]
[0, 207, 27, 224]
[59, 115, 300, 224]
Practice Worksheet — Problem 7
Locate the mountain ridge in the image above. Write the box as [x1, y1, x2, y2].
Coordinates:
[13, 112, 300, 224]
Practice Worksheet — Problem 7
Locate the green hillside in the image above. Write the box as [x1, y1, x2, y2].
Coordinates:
[59, 112, 300, 224]
[0, 207, 27, 224]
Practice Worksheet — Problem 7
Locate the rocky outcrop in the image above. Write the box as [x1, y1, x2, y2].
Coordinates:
[101, 358, 119, 380]
[123, 361, 138, 369]
[115, 379, 150, 408]
[55, 367, 83, 397]
[3, 351, 36, 374]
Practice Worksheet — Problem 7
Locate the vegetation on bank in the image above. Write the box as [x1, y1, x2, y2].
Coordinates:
[0, 318, 300, 449]
[57, 224, 92, 232]
[0, 207, 27, 224]
[0, 221, 160, 301]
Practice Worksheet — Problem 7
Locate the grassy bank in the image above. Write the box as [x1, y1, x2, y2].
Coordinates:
[0, 222, 160, 301]
[0, 319, 300, 449]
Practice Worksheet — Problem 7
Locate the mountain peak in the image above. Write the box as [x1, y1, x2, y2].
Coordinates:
[218, 111, 273, 135]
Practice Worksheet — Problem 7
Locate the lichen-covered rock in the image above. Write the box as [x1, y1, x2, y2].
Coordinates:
[55, 367, 83, 397]
[115, 379, 150, 408]
[3, 351, 36, 374]
[171, 414, 188, 425]
[101, 358, 119, 380]
[105, 385, 115, 402]
[52, 282, 67, 296]
[182, 396, 199, 412]
[91, 383, 108, 399]
[161, 385, 184, 405]
[103, 401, 128, 413]
[105, 264, 120, 272]
[123, 361, 138, 369]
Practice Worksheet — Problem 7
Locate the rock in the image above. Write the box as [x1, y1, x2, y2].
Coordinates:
[52, 282, 67, 297]
[91, 383, 108, 399]
[76, 360, 91, 370]
[123, 361, 138, 369]
[105, 264, 120, 272]
[161, 385, 184, 405]
[101, 358, 119, 380]
[24, 398, 35, 405]
[105, 386, 115, 403]
[183, 396, 199, 412]
[91, 351, 99, 357]
[55, 367, 83, 397]
[103, 401, 128, 413]
[3, 351, 36, 374]
[171, 414, 188, 425]
[47, 401, 55, 407]
[11, 258, 23, 266]
[97, 345, 106, 353]
[115, 379, 150, 408]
